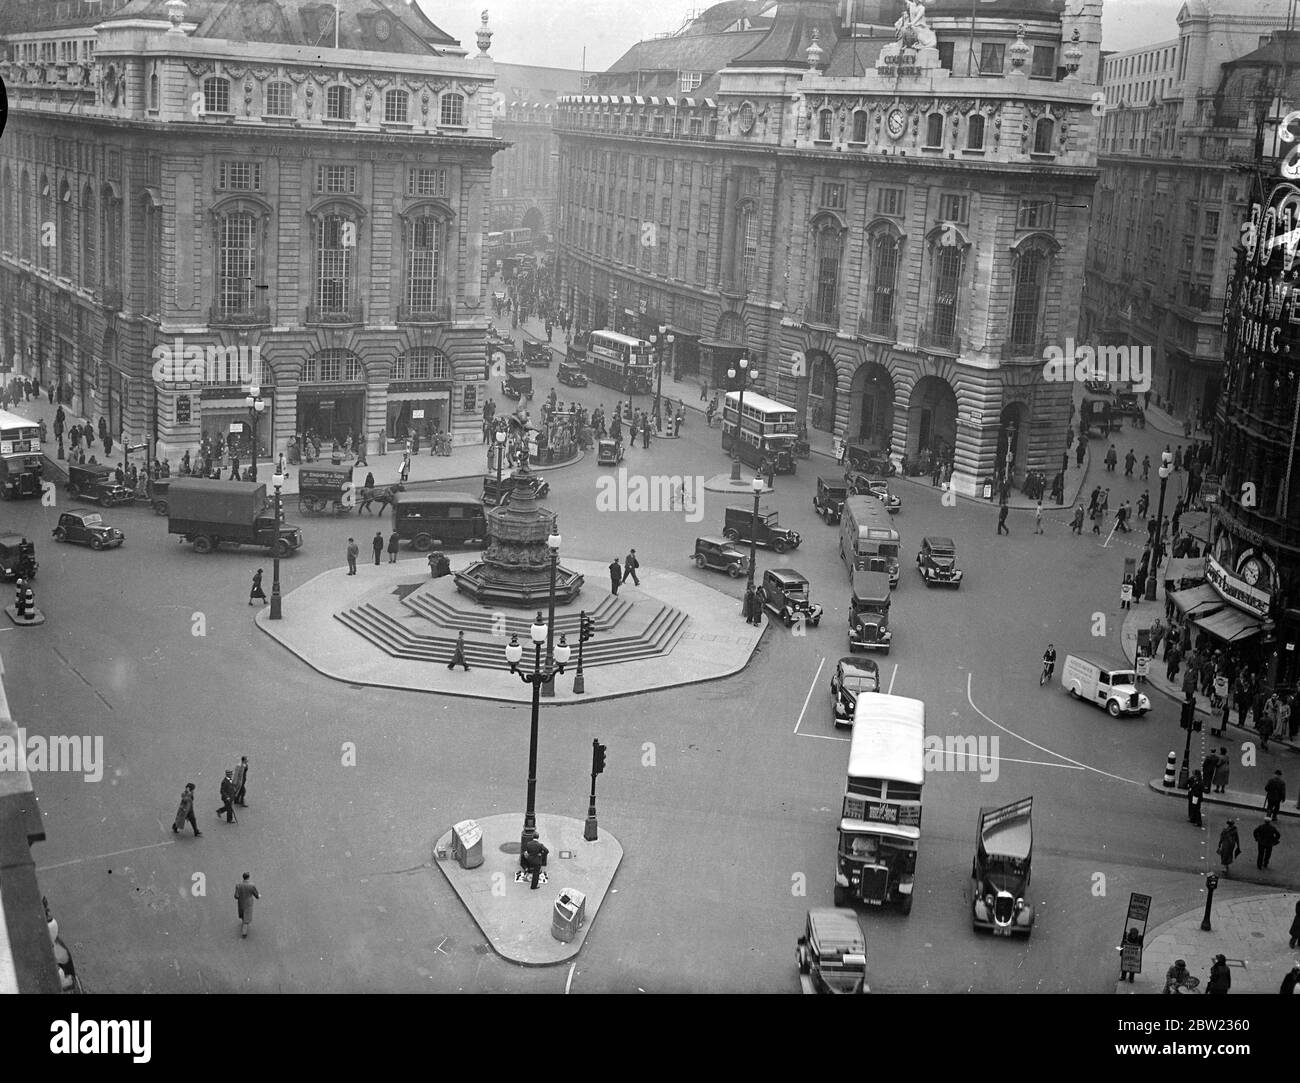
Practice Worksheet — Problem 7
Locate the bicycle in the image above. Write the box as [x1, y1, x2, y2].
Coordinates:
[1040, 651, 1056, 686]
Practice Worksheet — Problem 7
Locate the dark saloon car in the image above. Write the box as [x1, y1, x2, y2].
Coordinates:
[557, 361, 588, 387]
[813, 476, 848, 524]
[691, 536, 750, 578]
[846, 472, 901, 512]
[830, 656, 880, 726]
[66, 463, 132, 507]
[917, 536, 963, 587]
[722, 505, 801, 553]
[0, 534, 37, 580]
[761, 568, 822, 627]
[52, 511, 124, 550]
[523, 341, 552, 368]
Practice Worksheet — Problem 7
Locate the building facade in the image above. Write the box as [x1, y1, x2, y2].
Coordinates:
[0, 0, 505, 463]
[555, 0, 1103, 495]
[1083, 0, 1293, 424]
[488, 62, 583, 238]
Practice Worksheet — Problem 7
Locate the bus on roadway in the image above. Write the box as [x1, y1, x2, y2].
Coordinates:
[721, 390, 798, 473]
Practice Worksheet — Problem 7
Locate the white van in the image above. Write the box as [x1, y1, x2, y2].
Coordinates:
[1061, 654, 1151, 717]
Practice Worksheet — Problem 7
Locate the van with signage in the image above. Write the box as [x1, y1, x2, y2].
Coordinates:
[390, 491, 487, 551]
[1060, 653, 1151, 717]
[839, 496, 900, 586]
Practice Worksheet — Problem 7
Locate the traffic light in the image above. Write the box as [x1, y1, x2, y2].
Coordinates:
[592, 739, 606, 775]
[580, 613, 595, 643]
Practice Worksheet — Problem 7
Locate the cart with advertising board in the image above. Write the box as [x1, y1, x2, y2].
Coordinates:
[297, 465, 354, 515]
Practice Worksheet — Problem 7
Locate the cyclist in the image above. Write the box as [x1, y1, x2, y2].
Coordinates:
[1040, 644, 1057, 686]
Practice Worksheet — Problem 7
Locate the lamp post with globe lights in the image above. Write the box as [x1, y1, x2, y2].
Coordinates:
[726, 357, 756, 482]
[747, 475, 764, 592]
[1146, 449, 1174, 601]
[653, 323, 674, 429]
[494, 427, 508, 486]
[244, 384, 265, 481]
[270, 471, 285, 619]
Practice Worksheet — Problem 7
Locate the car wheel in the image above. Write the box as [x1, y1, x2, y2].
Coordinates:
[772, 539, 788, 554]
[99, 495, 112, 508]
[694, 554, 707, 569]
[722, 528, 739, 541]
[153, 501, 169, 517]
[66, 484, 79, 498]
[727, 563, 743, 579]
[1107, 699, 1122, 717]
[412, 533, 433, 552]
[89, 535, 103, 551]
[882, 646, 891, 656]
[833, 886, 848, 908]
[192, 536, 214, 555]
[53, 528, 66, 543]
[898, 893, 913, 916]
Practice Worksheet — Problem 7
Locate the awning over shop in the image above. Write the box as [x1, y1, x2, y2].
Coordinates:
[1171, 583, 1225, 618]
[1165, 556, 1207, 584]
[1193, 606, 1266, 643]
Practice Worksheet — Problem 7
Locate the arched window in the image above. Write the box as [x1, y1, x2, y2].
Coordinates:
[930, 244, 964, 344]
[867, 230, 900, 331]
[217, 211, 259, 316]
[203, 76, 230, 114]
[811, 219, 843, 325]
[394, 347, 451, 381]
[302, 349, 363, 383]
[1033, 117, 1055, 154]
[1009, 247, 1049, 351]
[38, 173, 52, 270]
[440, 92, 465, 127]
[737, 202, 758, 292]
[325, 85, 351, 120]
[966, 114, 985, 150]
[384, 90, 408, 124]
[925, 112, 944, 148]
[404, 214, 445, 316]
[0, 166, 13, 254]
[80, 183, 96, 288]
[852, 110, 868, 142]
[818, 109, 833, 140]
[265, 81, 293, 116]
[58, 181, 73, 277]
[148, 72, 159, 111]
[314, 213, 357, 318]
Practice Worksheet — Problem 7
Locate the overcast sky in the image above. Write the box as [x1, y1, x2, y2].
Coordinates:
[427, 0, 1191, 72]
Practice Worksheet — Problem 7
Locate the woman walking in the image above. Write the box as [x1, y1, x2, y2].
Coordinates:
[1217, 819, 1240, 874]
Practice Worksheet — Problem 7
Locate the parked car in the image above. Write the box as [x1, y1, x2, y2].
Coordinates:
[0, 533, 37, 580]
[813, 476, 848, 524]
[691, 536, 750, 578]
[830, 655, 879, 726]
[557, 361, 588, 387]
[761, 568, 822, 627]
[846, 472, 901, 512]
[52, 511, 124, 550]
[65, 463, 132, 507]
[917, 536, 964, 587]
[481, 471, 550, 508]
[796, 909, 869, 994]
[722, 505, 801, 553]
[842, 442, 896, 476]
[523, 341, 552, 368]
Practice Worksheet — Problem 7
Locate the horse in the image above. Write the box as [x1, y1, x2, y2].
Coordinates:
[356, 483, 405, 515]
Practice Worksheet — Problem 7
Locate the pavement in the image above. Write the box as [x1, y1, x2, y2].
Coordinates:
[1115, 891, 1300, 995]
[433, 813, 623, 966]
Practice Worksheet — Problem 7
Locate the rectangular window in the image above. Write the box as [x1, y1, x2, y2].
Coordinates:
[218, 214, 257, 312]
[979, 43, 1005, 75]
[695, 249, 708, 283]
[440, 94, 465, 127]
[938, 193, 968, 225]
[632, 157, 641, 179]
[265, 82, 293, 116]
[1199, 247, 1215, 273]
[680, 71, 702, 93]
[937, 41, 955, 70]
[1017, 199, 1055, 230]
[700, 201, 711, 232]
[218, 161, 262, 191]
[407, 168, 449, 197]
[325, 85, 351, 120]
[1204, 210, 1219, 236]
[657, 242, 669, 275]
[317, 165, 357, 194]
[675, 246, 686, 280]
[877, 188, 904, 217]
[1031, 46, 1055, 78]
[316, 215, 353, 314]
[384, 92, 408, 124]
[679, 200, 689, 228]
[406, 218, 442, 312]
[821, 182, 846, 210]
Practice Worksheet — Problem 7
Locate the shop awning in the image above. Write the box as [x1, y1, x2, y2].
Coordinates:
[1165, 556, 1207, 585]
[1171, 583, 1225, 618]
[1193, 606, 1266, 643]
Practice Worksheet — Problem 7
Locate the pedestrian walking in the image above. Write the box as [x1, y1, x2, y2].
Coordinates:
[1265, 770, 1287, 820]
[753, 581, 768, 621]
[172, 782, 202, 837]
[1173, 445, 1183, 472]
[700, 380, 709, 401]
[1254, 818, 1281, 869]
[234, 872, 260, 939]
[743, 583, 758, 624]
[1141, 454, 1150, 481]
[608, 558, 622, 596]
[1214, 747, 1230, 794]
[1090, 505, 1101, 535]
[642, 418, 651, 450]
[1217, 819, 1241, 873]
[387, 531, 400, 564]
[1034, 500, 1043, 534]
[346, 537, 359, 574]
[1075, 439, 1086, 468]
[216, 769, 238, 823]
[623, 548, 641, 586]
[1206, 954, 1231, 995]
[399, 453, 411, 483]
[1104, 444, 1117, 472]
[447, 630, 470, 672]
[372, 532, 384, 566]
[1070, 504, 1084, 534]
[1187, 771, 1204, 826]
[1137, 491, 1150, 520]
[233, 756, 248, 806]
[1120, 573, 1134, 610]
[1200, 751, 1220, 793]
[1124, 448, 1135, 476]
[996, 504, 1009, 535]
[248, 568, 267, 606]
[1290, 903, 1300, 949]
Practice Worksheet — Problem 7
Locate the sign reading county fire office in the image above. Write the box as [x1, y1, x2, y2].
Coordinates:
[1229, 109, 1300, 356]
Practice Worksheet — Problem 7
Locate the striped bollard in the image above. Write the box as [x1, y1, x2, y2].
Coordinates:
[1162, 750, 1178, 788]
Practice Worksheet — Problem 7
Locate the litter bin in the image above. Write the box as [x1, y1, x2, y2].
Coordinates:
[551, 888, 587, 943]
[982, 477, 993, 500]
[450, 819, 484, 869]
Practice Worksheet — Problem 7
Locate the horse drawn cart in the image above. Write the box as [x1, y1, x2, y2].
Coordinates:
[297, 465, 353, 515]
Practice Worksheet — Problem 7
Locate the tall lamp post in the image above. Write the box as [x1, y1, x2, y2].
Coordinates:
[726, 357, 755, 482]
[747, 475, 764, 592]
[244, 384, 265, 482]
[541, 528, 561, 698]
[653, 323, 674, 430]
[494, 427, 507, 486]
[270, 472, 284, 620]
[1145, 449, 1174, 601]
[504, 603, 571, 858]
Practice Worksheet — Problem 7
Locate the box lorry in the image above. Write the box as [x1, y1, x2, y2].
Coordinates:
[167, 479, 303, 556]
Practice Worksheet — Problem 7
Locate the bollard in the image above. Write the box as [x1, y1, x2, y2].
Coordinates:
[22, 584, 34, 621]
[14, 579, 26, 620]
[1201, 873, 1219, 931]
[1162, 750, 1178, 788]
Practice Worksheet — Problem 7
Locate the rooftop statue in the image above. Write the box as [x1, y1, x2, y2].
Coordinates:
[895, 0, 937, 50]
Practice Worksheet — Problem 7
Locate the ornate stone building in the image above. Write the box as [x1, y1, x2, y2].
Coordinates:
[0, 0, 505, 461]
[555, 0, 1102, 494]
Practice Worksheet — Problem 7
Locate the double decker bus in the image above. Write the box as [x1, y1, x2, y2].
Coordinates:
[839, 495, 901, 585]
[721, 390, 799, 474]
[835, 694, 925, 912]
[0, 409, 43, 499]
[583, 330, 654, 395]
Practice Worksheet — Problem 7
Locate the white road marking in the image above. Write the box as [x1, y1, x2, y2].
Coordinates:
[966, 672, 1143, 786]
[433, 936, 449, 956]
[887, 663, 898, 695]
[793, 656, 825, 735]
[38, 839, 176, 872]
[796, 730, 851, 743]
[565, 963, 576, 994]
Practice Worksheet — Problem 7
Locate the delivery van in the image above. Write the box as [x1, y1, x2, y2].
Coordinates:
[1060, 653, 1151, 717]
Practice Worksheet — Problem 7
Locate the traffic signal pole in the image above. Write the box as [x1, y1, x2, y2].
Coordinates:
[574, 609, 592, 694]
[584, 738, 605, 842]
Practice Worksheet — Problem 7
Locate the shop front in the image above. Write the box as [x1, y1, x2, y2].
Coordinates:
[297, 384, 365, 447]
[387, 381, 452, 442]
[699, 338, 749, 391]
[200, 387, 275, 464]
